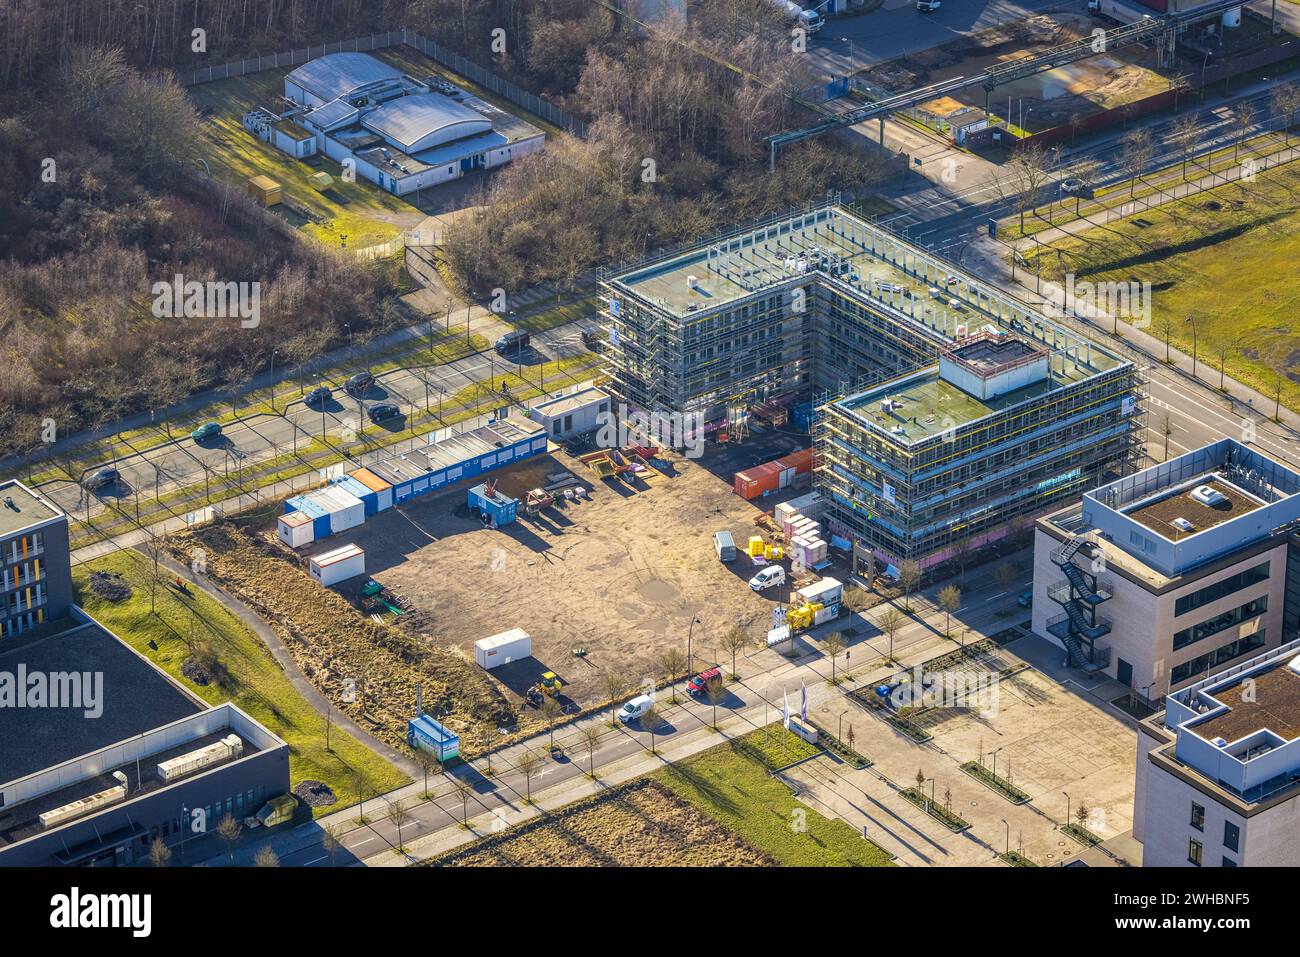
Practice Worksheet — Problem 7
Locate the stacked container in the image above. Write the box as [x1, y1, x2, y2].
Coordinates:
[733, 461, 783, 499]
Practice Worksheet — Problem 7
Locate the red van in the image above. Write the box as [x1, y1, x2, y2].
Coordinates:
[687, 667, 722, 697]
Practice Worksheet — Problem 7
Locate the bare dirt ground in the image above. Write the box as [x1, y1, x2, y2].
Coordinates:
[345, 443, 797, 710]
[430, 778, 775, 867]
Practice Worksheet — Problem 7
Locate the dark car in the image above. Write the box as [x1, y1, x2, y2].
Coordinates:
[191, 422, 222, 443]
[346, 371, 375, 395]
[495, 330, 530, 354]
[368, 403, 403, 423]
[305, 386, 332, 407]
[86, 467, 120, 490]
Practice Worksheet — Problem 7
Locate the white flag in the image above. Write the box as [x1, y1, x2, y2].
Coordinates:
[801, 682, 808, 723]
[782, 689, 791, 730]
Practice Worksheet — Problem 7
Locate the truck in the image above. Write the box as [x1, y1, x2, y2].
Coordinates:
[770, 0, 824, 32]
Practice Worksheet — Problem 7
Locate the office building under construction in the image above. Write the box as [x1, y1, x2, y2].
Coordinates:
[600, 201, 1141, 569]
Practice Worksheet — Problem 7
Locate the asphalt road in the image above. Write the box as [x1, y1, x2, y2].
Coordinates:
[41, 319, 602, 526]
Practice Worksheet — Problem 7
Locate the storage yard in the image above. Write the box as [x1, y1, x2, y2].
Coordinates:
[338, 440, 804, 707]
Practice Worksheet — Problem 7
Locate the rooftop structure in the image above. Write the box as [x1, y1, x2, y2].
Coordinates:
[285, 52, 404, 106]
[1161, 637, 1300, 803]
[1083, 438, 1300, 578]
[1, 479, 73, 640]
[603, 202, 1138, 567]
[360, 92, 492, 152]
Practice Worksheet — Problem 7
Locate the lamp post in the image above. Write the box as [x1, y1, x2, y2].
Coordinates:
[1063, 791, 1071, 828]
[838, 709, 849, 741]
[1002, 818, 1011, 856]
[269, 348, 281, 413]
[1185, 315, 1199, 379]
[687, 615, 701, 676]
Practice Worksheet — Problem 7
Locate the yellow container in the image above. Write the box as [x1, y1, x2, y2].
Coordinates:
[748, 536, 766, 557]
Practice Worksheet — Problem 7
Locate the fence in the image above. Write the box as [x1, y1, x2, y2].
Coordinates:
[178, 27, 586, 137]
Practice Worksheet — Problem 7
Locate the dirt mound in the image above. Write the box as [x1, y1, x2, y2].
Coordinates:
[88, 571, 132, 602]
[164, 523, 516, 755]
[293, 780, 337, 808]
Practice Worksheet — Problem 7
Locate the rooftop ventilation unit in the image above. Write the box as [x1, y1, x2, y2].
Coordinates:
[1190, 484, 1228, 507]
[1288, 654, 1300, 676]
[1212, 737, 1228, 747]
[1172, 517, 1196, 532]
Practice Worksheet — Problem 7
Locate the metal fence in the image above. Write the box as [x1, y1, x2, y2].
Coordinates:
[178, 27, 586, 137]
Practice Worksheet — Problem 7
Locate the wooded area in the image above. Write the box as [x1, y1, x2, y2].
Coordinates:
[0, 0, 895, 457]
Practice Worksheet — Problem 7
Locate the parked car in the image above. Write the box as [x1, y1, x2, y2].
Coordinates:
[749, 566, 787, 592]
[495, 330, 530, 354]
[1060, 177, 1093, 198]
[191, 422, 222, 443]
[687, 667, 723, 697]
[917, 0, 941, 9]
[1017, 590, 1034, 608]
[618, 694, 654, 723]
[346, 371, 375, 395]
[368, 403, 403, 423]
[305, 386, 332, 407]
[86, 467, 120, 490]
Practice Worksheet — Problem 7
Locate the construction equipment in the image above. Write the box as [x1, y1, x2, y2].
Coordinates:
[540, 671, 563, 696]
[578, 450, 619, 479]
[524, 488, 555, 516]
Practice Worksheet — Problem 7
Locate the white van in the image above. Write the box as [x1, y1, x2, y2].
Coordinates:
[749, 566, 787, 592]
[618, 694, 654, 723]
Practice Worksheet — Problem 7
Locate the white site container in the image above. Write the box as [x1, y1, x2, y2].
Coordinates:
[797, 577, 843, 608]
[784, 491, 824, 521]
[314, 485, 366, 535]
[278, 511, 315, 548]
[475, 628, 533, 670]
[309, 543, 366, 587]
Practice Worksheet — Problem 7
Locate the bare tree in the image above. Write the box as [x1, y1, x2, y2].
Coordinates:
[824, 631, 846, 683]
[320, 824, 342, 867]
[217, 814, 241, 864]
[655, 646, 687, 701]
[387, 800, 412, 853]
[876, 606, 905, 662]
[1233, 102, 1256, 162]
[720, 625, 749, 679]
[602, 671, 628, 727]
[517, 749, 545, 802]
[541, 696, 565, 750]
[451, 778, 473, 828]
[898, 560, 922, 612]
[937, 585, 962, 637]
[148, 837, 172, 867]
[987, 142, 1057, 233]
[1120, 128, 1156, 198]
[1210, 334, 1236, 392]
[579, 724, 602, 778]
[842, 584, 870, 615]
[994, 562, 1018, 596]
[254, 846, 280, 867]
[1151, 314, 1176, 363]
[641, 703, 664, 750]
[1170, 113, 1201, 180]
[1273, 82, 1300, 145]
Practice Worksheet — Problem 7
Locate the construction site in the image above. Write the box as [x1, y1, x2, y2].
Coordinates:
[601, 202, 1142, 571]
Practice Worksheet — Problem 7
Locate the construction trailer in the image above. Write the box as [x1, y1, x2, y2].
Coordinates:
[279, 421, 547, 543]
[308, 543, 366, 587]
[600, 202, 1140, 569]
[475, 628, 533, 669]
[246, 174, 282, 206]
[407, 714, 460, 762]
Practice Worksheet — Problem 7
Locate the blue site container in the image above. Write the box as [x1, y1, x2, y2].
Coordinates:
[294, 494, 332, 540]
[333, 474, 379, 516]
[467, 483, 518, 528]
[792, 402, 814, 433]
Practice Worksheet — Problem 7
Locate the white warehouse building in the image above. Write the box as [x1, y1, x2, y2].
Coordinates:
[244, 52, 545, 196]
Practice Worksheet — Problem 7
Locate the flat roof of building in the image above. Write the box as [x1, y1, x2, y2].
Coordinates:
[945, 333, 1046, 378]
[1194, 661, 1300, 746]
[1125, 477, 1264, 540]
[837, 354, 1092, 443]
[0, 481, 63, 537]
[0, 617, 202, 786]
[531, 387, 610, 419]
[286, 52, 402, 102]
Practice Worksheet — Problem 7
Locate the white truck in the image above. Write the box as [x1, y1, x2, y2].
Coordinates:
[771, 0, 825, 32]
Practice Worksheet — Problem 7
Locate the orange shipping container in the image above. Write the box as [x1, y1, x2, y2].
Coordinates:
[733, 461, 782, 500]
[777, 447, 814, 475]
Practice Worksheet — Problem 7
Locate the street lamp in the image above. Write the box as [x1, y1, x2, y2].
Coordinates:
[687, 615, 701, 676]
[1002, 818, 1011, 856]
[839, 709, 849, 741]
[1063, 791, 1071, 828]
[1185, 315, 1199, 379]
[269, 348, 281, 413]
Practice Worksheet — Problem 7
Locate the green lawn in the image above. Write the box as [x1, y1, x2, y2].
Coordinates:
[655, 727, 893, 866]
[187, 71, 418, 249]
[74, 551, 409, 814]
[1028, 157, 1300, 413]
